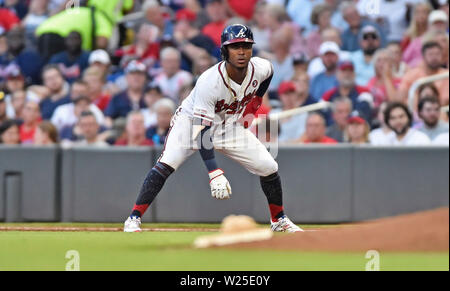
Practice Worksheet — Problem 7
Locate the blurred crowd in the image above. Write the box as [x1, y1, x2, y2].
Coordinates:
[0, 0, 449, 148]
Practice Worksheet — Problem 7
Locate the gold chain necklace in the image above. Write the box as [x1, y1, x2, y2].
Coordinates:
[224, 63, 248, 103]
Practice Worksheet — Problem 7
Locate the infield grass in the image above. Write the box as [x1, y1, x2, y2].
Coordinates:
[0, 224, 448, 271]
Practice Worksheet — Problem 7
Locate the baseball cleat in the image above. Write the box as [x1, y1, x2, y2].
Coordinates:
[124, 216, 142, 233]
[271, 215, 304, 233]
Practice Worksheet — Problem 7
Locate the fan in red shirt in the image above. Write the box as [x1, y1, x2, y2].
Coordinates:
[19, 101, 42, 144]
[115, 111, 154, 147]
[300, 112, 338, 144]
[0, 8, 20, 32]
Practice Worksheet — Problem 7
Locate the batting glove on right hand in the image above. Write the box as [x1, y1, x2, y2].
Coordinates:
[209, 169, 232, 200]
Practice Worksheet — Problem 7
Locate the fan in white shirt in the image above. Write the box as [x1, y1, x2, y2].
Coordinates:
[384, 102, 431, 146]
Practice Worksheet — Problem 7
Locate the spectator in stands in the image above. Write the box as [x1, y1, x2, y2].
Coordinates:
[39, 64, 70, 120]
[173, 8, 219, 72]
[0, 90, 7, 124]
[82, 66, 111, 112]
[403, 9, 449, 67]
[3, 64, 26, 96]
[0, 8, 20, 33]
[48, 31, 90, 83]
[202, 0, 228, 47]
[425, 30, 449, 69]
[34, 121, 59, 145]
[326, 97, 352, 143]
[267, 28, 295, 97]
[369, 102, 393, 146]
[292, 52, 309, 79]
[22, 0, 49, 49]
[8, 90, 26, 120]
[2, 27, 43, 84]
[432, 132, 450, 146]
[345, 112, 370, 144]
[105, 60, 147, 127]
[310, 41, 339, 101]
[398, 41, 449, 107]
[19, 100, 41, 144]
[307, 27, 352, 78]
[286, 0, 322, 36]
[143, 0, 174, 41]
[386, 42, 408, 79]
[401, 2, 431, 53]
[36, 5, 113, 56]
[141, 84, 164, 129]
[298, 112, 338, 144]
[351, 25, 381, 86]
[74, 110, 109, 147]
[384, 102, 431, 146]
[116, 23, 160, 70]
[146, 98, 176, 145]
[0, 118, 20, 144]
[273, 81, 309, 143]
[366, 49, 402, 109]
[249, 1, 270, 52]
[263, 3, 306, 55]
[153, 47, 193, 103]
[339, 1, 385, 52]
[115, 111, 154, 147]
[88, 49, 111, 79]
[418, 83, 440, 102]
[322, 60, 373, 125]
[307, 4, 334, 59]
[0, 31, 7, 55]
[417, 97, 449, 141]
[51, 81, 105, 131]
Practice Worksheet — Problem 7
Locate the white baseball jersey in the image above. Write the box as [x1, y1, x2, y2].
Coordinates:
[180, 57, 273, 134]
[158, 57, 278, 177]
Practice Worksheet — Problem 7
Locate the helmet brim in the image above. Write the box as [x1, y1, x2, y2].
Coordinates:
[222, 38, 255, 46]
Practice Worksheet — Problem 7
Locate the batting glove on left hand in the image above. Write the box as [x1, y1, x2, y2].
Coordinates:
[209, 169, 232, 200]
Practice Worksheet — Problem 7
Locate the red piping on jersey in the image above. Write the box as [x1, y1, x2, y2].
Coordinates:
[244, 61, 255, 96]
[218, 62, 237, 97]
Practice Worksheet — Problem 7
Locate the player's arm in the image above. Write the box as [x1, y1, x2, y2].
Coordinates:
[193, 117, 232, 200]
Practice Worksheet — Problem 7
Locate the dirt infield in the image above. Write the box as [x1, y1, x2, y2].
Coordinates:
[229, 208, 449, 252]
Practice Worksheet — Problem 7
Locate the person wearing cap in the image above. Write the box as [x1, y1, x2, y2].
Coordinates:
[350, 25, 381, 86]
[399, 41, 449, 107]
[345, 112, 370, 144]
[104, 60, 147, 127]
[0, 8, 20, 34]
[403, 8, 449, 68]
[340, 1, 385, 52]
[51, 80, 105, 131]
[2, 27, 44, 85]
[202, 0, 229, 47]
[322, 60, 374, 126]
[173, 8, 219, 72]
[89, 50, 111, 75]
[48, 31, 90, 84]
[310, 41, 340, 101]
[4, 64, 26, 96]
[292, 52, 309, 78]
[152, 47, 194, 103]
[272, 80, 309, 143]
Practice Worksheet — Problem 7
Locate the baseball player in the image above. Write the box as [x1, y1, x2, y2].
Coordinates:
[124, 24, 303, 233]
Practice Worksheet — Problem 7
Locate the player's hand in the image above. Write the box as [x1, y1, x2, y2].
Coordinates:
[208, 169, 232, 200]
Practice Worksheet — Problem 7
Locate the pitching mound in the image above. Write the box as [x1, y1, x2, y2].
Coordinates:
[229, 207, 449, 252]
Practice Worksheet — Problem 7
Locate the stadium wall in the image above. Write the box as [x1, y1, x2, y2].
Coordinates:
[0, 146, 448, 223]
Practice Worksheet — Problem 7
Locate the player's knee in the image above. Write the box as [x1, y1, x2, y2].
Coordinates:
[255, 159, 278, 177]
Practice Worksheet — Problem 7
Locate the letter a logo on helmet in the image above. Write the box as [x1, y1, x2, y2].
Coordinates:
[220, 24, 255, 60]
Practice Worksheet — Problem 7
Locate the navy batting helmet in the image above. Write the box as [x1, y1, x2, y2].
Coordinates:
[220, 24, 255, 61]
